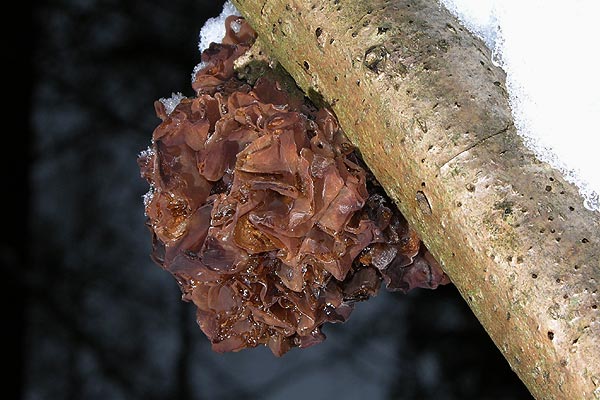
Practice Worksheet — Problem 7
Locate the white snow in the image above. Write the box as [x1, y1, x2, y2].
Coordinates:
[143, 186, 155, 210]
[191, 61, 208, 83]
[159, 92, 186, 115]
[138, 145, 154, 160]
[439, 0, 600, 212]
[139, 146, 156, 214]
[198, 1, 241, 53]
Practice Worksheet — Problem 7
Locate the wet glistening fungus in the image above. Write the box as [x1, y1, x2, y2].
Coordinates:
[138, 16, 449, 356]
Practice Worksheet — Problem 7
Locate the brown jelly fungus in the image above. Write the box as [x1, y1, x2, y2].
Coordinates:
[139, 16, 449, 356]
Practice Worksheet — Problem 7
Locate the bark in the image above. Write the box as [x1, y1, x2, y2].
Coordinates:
[231, 0, 600, 398]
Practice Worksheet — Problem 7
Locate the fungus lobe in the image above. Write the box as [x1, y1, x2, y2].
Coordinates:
[138, 16, 449, 356]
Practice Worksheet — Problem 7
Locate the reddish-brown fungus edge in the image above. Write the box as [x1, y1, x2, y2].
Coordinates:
[138, 16, 449, 356]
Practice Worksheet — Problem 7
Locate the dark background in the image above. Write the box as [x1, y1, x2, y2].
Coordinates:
[13, 0, 533, 398]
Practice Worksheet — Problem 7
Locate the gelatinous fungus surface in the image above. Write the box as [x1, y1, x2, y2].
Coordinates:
[138, 16, 449, 356]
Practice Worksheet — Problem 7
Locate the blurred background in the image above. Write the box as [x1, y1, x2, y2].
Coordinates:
[15, 0, 533, 398]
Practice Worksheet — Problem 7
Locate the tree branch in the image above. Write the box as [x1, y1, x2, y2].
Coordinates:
[231, 0, 600, 398]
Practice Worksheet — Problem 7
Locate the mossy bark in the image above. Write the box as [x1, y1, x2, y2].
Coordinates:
[231, 0, 600, 398]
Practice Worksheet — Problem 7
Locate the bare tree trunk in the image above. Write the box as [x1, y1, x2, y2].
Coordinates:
[231, 0, 600, 398]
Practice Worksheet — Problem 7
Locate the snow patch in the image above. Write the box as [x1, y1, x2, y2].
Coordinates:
[191, 61, 208, 84]
[143, 186, 155, 212]
[138, 145, 154, 160]
[159, 92, 186, 115]
[198, 1, 241, 53]
[440, 0, 600, 212]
